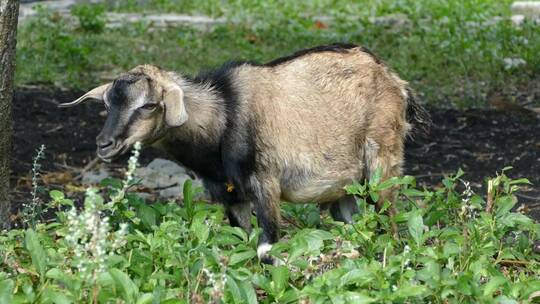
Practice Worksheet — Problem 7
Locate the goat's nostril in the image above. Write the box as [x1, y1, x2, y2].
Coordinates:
[98, 139, 114, 150]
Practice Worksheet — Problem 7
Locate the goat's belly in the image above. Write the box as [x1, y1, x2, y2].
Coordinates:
[281, 178, 353, 203]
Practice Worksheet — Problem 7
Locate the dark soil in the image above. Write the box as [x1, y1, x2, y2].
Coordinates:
[10, 87, 540, 218]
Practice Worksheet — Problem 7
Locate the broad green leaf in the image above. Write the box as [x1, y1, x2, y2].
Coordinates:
[271, 265, 289, 293]
[330, 291, 375, 304]
[496, 195, 516, 217]
[25, 229, 48, 279]
[239, 280, 258, 304]
[183, 179, 193, 216]
[457, 274, 473, 296]
[307, 230, 334, 241]
[226, 275, 244, 304]
[46, 268, 73, 290]
[443, 242, 460, 257]
[377, 175, 415, 190]
[0, 279, 14, 304]
[109, 268, 139, 303]
[369, 167, 382, 186]
[49, 190, 65, 201]
[252, 274, 271, 292]
[280, 289, 299, 303]
[508, 178, 531, 185]
[369, 192, 379, 205]
[229, 249, 256, 266]
[190, 212, 209, 243]
[138, 204, 157, 229]
[136, 293, 154, 304]
[499, 213, 533, 228]
[395, 283, 427, 299]
[377, 177, 400, 190]
[416, 260, 441, 286]
[483, 276, 507, 297]
[403, 188, 426, 197]
[41, 286, 72, 304]
[339, 269, 373, 287]
[100, 177, 123, 189]
[495, 295, 519, 304]
[408, 210, 424, 246]
[220, 226, 248, 242]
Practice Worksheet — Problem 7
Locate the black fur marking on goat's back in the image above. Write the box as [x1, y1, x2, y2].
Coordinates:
[359, 46, 383, 65]
[193, 61, 253, 102]
[263, 43, 358, 67]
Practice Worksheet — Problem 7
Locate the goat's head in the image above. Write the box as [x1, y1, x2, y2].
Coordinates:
[59, 65, 188, 162]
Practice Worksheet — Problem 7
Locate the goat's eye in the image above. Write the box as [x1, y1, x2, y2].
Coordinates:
[141, 103, 158, 111]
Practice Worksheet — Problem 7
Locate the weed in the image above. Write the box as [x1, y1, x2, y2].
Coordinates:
[1, 162, 539, 302]
[21, 145, 46, 228]
[71, 3, 106, 34]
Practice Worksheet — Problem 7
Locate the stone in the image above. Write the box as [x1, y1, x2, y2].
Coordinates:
[135, 158, 208, 200]
[19, 0, 102, 21]
[369, 13, 411, 31]
[503, 57, 527, 70]
[80, 158, 209, 200]
[19, 0, 224, 30]
[106, 13, 225, 30]
[81, 167, 111, 185]
[511, 14, 526, 26]
[511, 1, 540, 18]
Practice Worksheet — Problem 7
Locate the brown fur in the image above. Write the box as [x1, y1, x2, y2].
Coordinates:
[227, 48, 409, 213]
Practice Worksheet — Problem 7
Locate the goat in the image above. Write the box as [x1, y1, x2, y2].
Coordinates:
[60, 43, 430, 264]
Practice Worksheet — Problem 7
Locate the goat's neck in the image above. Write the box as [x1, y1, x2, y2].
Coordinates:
[162, 77, 227, 147]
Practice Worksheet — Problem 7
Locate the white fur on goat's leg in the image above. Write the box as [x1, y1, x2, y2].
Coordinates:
[257, 242, 286, 265]
[257, 242, 273, 259]
[250, 175, 281, 265]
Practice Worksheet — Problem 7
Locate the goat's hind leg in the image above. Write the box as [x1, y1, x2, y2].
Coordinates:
[329, 196, 359, 224]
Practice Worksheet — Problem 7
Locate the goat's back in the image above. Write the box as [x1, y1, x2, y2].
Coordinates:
[229, 46, 411, 202]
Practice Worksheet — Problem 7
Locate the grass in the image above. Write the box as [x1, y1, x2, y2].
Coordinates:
[1, 145, 539, 303]
[15, 0, 540, 107]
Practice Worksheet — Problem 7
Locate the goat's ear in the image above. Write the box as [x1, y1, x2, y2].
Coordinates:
[163, 84, 188, 127]
[58, 83, 111, 108]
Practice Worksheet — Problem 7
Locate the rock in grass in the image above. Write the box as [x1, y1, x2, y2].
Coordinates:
[81, 158, 209, 200]
[511, 1, 540, 18]
[136, 158, 208, 200]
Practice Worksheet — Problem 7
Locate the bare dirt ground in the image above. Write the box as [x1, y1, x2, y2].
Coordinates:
[9, 87, 540, 219]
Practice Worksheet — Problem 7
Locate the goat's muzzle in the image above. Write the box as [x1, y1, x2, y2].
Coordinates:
[96, 136, 127, 162]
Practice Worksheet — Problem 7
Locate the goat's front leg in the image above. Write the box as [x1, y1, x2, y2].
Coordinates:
[224, 200, 253, 233]
[248, 175, 281, 265]
[204, 179, 253, 233]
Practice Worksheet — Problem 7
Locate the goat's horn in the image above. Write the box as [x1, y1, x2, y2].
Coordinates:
[58, 83, 111, 108]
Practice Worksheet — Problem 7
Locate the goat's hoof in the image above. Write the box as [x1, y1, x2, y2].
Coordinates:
[257, 242, 275, 265]
[259, 254, 275, 265]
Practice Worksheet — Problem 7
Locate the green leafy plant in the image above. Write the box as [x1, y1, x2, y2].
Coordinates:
[21, 145, 46, 228]
[71, 3, 106, 34]
[2, 164, 538, 302]
[16, 0, 540, 106]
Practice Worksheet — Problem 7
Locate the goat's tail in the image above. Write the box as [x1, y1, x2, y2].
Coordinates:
[405, 88, 431, 137]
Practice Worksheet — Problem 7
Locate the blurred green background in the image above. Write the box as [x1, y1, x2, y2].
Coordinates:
[16, 0, 540, 107]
